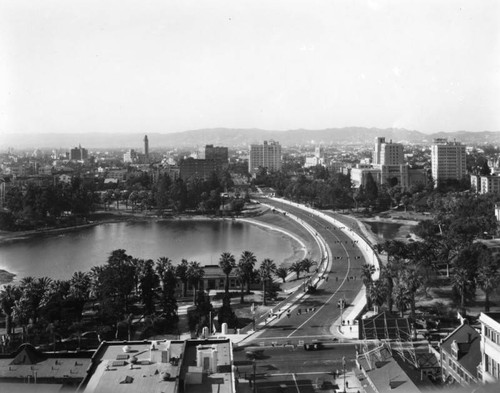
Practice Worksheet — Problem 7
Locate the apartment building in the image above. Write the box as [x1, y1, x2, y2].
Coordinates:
[440, 322, 480, 387]
[478, 312, 500, 384]
[248, 140, 282, 174]
[373, 137, 404, 166]
[431, 138, 466, 185]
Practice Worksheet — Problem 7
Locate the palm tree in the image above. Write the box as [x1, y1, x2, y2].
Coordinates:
[187, 261, 204, 305]
[0, 285, 20, 336]
[156, 257, 177, 319]
[233, 266, 246, 304]
[300, 258, 316, 273]
[393, 278, 409, 317]
[89, 265, 105, 305]
[452, 266, 470, 315]
[369, 282, 385, 312]
[276, 265, 288, 283]
[402, 265, 422, 319]
[239, 251, 257, 294]
[289, 261, 304, 280]
[259, 259, 277, 306]
[380, 263, 397, 312]
[69, 271, 91, 321]
[176, 259, 189, 298]
[219, 252, 236, 294]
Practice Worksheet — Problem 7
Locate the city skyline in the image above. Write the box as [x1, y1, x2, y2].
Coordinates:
[1, 0, 499, 136]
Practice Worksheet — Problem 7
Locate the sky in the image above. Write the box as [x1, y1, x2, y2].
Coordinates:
[1, 0, 499, 136]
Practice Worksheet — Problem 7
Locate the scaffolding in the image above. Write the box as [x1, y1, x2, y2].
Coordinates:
[360, 312, 418, 369]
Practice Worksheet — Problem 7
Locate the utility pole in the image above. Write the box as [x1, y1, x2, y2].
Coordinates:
[343, 356, 346, 393]
[253, 359, 257, 393]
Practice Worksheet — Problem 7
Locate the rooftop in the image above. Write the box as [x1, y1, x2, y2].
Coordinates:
[441, 323, 481, 376]
[82, 339, 234, 393]
[357, 343, 421, 393]
[0, 343, 92, 392]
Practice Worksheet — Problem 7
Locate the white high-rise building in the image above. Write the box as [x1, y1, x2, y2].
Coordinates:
[431, 138, 466, 185]
[478, 312, 500, 384]
[373, 137, 404, 166]
[248, 140, 282, 174]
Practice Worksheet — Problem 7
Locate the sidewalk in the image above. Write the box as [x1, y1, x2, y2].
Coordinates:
[330, 288, 366, 340]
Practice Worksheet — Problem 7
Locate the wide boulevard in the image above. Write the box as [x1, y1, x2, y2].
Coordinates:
[246, 197, 369, 345]
[233, 344, 358, 393]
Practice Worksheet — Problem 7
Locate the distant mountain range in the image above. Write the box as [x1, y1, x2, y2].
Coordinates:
[2, 128, 499, 150]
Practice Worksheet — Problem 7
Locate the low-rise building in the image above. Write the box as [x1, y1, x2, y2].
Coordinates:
[0, 343, 92, 391]
[80, 339, 235, 393]
[440, 322, 480, 387]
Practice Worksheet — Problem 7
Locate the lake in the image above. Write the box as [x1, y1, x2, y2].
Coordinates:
[0, 219, 301, 282]
[364, 221, 405, 241]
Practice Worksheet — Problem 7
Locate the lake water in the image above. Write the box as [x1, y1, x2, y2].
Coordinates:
[0, 220, 300, 282]
[365, 221, 404, 241]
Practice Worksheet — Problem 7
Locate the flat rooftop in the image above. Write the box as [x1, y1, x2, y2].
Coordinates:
[83, 341, 184, 393]
[0, 343, 92, 392]
[83, 339, 234, 393]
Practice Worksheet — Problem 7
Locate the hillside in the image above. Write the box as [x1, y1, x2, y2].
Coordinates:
[2, 128, 499, 149]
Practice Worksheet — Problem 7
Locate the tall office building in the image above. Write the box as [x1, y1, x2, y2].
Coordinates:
[373, 137, 404, 166]
[431, 138, 466, 185]
[205, 145, 228, 162]
[248, 140, 282, 174]
[70, 145, 88, 161]
[143, 135, 149, 161]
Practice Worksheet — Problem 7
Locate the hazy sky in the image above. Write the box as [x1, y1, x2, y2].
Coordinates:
[1, 0, 499, 135]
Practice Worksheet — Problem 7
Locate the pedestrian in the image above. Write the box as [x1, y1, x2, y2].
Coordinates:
[346, 381, 349, 388]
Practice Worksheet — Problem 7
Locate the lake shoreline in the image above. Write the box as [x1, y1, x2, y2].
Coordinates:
[0, 206, 310, 286]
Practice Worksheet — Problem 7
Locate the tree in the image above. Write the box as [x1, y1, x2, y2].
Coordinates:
[68, 271, 91, 321]
[0, 285, 20, 336]
[300, 258, 316, 273]
[480, 160, 491, 176]
[452, 246, 481, 315]
[369, 282, 385, 311]
[276, 265, 289, 283]
[239, 251, 257, 294]
[187, 261, 204, 305]
[176, 259, 189, 298]
[476, 248, 500, 312]
[94, 249, 136, 324]
[155, 257, 178, 322]
[393, 277, 409, 317]
[137, 259, 158, 315]
[219, 252, 236, 294]
[259, 259, 277, 306]
[233, 266, 246, 304]
[289, 261, 304, 280]
[365, 173, 378, 205]
[361, 264, 375, 310]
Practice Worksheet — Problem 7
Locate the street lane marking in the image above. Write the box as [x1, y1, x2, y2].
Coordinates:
[287, 216, 352, 338]
[292, 373, 301, 393]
